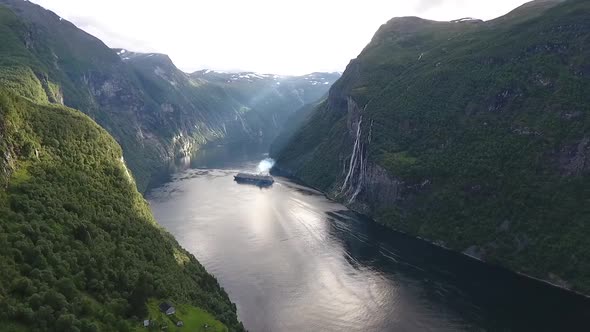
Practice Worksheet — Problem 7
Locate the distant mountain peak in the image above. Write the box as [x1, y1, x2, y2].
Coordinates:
[111, 48, 176, 73]
[190, 69, 339, 86]
[450, 17, 484, 24]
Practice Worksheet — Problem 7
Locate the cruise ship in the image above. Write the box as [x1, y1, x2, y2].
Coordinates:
[234, 173, 274, 187]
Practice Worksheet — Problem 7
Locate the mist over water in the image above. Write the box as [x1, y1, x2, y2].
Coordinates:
[256, 158, 275, 174]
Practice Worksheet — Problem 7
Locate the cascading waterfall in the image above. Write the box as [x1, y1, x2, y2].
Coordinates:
[237, 112, 249, 133]
[341, 116, 362, 192]
[341, 117, 374, 204]
[349, 143, 366, 203]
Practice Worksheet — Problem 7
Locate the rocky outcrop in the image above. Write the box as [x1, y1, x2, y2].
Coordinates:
[560, 137, 590, 176]
[0, 122, 12, 187]
[35, 72, 64, 104]
[331, 97, 402, 214]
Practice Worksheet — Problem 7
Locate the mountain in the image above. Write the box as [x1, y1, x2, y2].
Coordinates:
[0, 26, 242, 332]
[0, 0, 338, 192]
[116, 48, 339, 157]
[270, 99, 326, 157]
[0, 0, 164, 192]
[272, 0, 590, 294]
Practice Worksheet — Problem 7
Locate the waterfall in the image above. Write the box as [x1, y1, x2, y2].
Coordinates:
[349, 143, 366, 204]
[341, 116, 362, 192]
[340, 98, 375, 203]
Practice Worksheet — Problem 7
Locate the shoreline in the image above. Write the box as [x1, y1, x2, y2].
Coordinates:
[271, 165, 590, 301]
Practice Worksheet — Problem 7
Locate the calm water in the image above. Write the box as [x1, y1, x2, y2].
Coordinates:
[147, 157, 590, 332]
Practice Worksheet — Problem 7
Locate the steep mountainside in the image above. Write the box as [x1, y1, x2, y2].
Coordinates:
[118, 49, 339, 153]
[273, 0, 590, 294]
[0, 0, 162, 192]
[270, 98, 326, 157]
[0, 0, 337, 192]
[0, 39, 242, 331]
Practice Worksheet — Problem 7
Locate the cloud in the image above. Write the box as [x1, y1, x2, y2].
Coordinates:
[414, 0, 445, 12]
[29, 0, 531, 75]
[66, 15, 156, 52]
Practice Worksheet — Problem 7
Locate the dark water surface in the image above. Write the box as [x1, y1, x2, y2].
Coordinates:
[147, 158, 590, 332]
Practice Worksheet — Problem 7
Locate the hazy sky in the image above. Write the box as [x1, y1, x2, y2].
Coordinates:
[30, 0, 531, 75]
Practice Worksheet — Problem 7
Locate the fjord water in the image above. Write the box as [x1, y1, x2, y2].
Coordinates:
[147, 157, 590, 332]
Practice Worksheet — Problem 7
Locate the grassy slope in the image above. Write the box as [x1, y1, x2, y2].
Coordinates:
[274, 0, 590, 293]
[0, 11, 243, 332]
[138, 299, 227, 332]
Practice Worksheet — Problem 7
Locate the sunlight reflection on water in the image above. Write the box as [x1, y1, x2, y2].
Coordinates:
[148, 162, 590, 332]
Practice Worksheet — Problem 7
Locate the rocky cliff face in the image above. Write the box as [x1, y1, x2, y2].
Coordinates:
[0, 113, 12, 187]
[273, 0, 590, 294]
[333, 99, 403, 212]
[121, 49, 340, 153]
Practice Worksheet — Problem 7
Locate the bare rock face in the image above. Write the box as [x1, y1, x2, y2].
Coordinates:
[0, 149, 11, 188]
[332, 97, 403, 214]
[559, 137, 590, 176]
[36, 72, 64, 104]
[360, 163, 403, 211]
[548, 273, 572, 289]
[0, 121, 15, 187]
[463, 246, 486, 261]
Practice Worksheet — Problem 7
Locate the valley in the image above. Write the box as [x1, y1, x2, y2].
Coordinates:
[0, 0, 589, 331]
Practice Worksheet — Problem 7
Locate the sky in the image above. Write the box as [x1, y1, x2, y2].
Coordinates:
[30, 0, 532, 75]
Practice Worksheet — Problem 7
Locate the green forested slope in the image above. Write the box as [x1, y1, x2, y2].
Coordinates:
[0, 0, 166, 192]
[270, 98, 327, 157]
[0, 63, 242, 331]
[273, 0, 590, 294]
